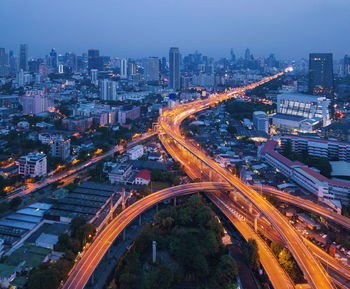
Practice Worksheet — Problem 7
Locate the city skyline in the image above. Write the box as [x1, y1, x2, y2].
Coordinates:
[1, 0, 350, 59]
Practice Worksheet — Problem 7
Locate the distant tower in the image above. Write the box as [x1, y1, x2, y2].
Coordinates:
[88, 49, 102, 71]
[91, 69, 98, 85]
[49, 48, 58, 72]
[344, 55, 350, 77]
[230, 49, 236, 63]
[120, 59, 127, 79]
[309, 53, 334, 96]
[19, 44, 28, 71]
[169, 47, 180, 90]
[144, 57, 160, 82]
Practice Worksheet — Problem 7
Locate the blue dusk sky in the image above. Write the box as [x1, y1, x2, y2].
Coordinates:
[1, 0, 349, 59]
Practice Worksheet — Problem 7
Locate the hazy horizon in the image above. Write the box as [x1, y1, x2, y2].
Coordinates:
[1, 0, 349, 60]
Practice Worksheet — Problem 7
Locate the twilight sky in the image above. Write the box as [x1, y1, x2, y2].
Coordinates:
[1, 0, 349, 60]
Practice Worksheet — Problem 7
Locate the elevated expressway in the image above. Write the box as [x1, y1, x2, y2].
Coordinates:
[158, 69, 335, 289]
[62, 183, 294, 289]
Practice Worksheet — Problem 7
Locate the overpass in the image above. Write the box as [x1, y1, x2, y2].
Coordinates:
[158, 69, 335, 289]
[62, 182, 294, 289]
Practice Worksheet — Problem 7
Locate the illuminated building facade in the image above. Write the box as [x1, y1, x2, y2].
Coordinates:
[309, 53, 334, 96]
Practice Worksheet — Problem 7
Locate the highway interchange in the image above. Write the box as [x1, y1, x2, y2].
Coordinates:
[61, 69, 350, 289]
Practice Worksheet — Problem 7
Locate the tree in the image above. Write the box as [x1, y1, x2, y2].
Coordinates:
[244, 238, 260, 271]
[211, 255, 238, 289]
[9, 197, 22, 209]
[148, 265, 174, 289]
[271, 241, 283, 256]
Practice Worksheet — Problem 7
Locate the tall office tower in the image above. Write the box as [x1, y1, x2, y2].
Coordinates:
[88, 49, 103, 71]
[65, 52, 77, 72]
[91, 69, 98, 85]
[230, 48, 236, 63]
[100, 79, 117, 101]
[9, 50, 17, 74]
[0, 48, 9, 76]
[344, 55, 350, 77]
[309, 53, 334, 96]
[49, 48, 58, 71]
[127, 60, 136, 76]
[144, 57, 160, 82]
[17, 69, 24, 87]
[19, 44, 28, 71]
[161, 57, 167, 73]
[245, 48, 252, 61]
[39, 64, 48, 80]
[169, 47, 180, 90]
[120, 59, 127, 79]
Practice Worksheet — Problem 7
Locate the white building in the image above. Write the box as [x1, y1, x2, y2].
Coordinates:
[261, 140, 350, 202]
[134, 169, 151, 185]
[127, 145, 144, 160]
[120, 59, 127, 79]
[91, 69, 98, 85]
[100, 79, 117, 101]
[51, 138, 70, 161]
[17, 152, 47, 177]
[277, 92, 331, 127]
[253, 111, 269, 134]
[108, 163, 133, 184]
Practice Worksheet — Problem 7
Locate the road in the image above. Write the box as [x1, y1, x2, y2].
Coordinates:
[208, 192, 295, 289]
[158, 69, 335, 289]
[9, 132, 155, 199]
[253, 185, 350, 231]
[62, 182, 249, 289]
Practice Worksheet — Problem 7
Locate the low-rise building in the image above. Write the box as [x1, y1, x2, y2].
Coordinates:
[51, 138, 70, 161]
[17, 152, 47, 177]
[127, 145, 144, 160]
[108, 163, 133, 184]
[134, 169, 151, 185]
[35, 233, 59, 249]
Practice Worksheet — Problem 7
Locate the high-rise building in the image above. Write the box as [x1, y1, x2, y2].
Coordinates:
[169, 47, 180, 90]
[9, 50, 17, 74]
[17, 152, 47, 177]
[344, 55, 350, 77]
[88, 49, 103, 71]
[120, 59, 127, 79]
[309, 53, 334, 96]
[21, 90, 50, 115]
[127, 60, 136, 76]
[49, 48, 58, 72]
[19, 44, 28, 71]
[143, 57, 160, 82]
[245, 48, 252, 61]
[253, 111, 269, 134]
[91, 69, 98, 85]
[100, 79, 117, 101]
[230, 49, 236, 63]
[39, 64, 48, 80]
[0, 48, 9, 76]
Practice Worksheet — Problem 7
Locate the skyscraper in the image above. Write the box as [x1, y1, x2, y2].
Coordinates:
[120, 59, 127, 79]
[143, 57, 160, 82]
[309, 53, 334, 96]
[19, 44, 28, 71]
[88, 49, 103, 71]
[49, 48, 58, 72]
[344, 55, 350, 77]
[91, 69, 98, 85]
[100, 79, 117, 101]
[169, 47, 180, 90]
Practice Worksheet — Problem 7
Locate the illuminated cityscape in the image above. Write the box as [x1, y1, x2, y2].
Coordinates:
[0, 1, 350, 289]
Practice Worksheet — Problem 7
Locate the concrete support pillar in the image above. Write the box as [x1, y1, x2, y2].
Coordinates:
[139, 214, 142, 226]
[249, 203, 253, 214]
[152, 241, 157, 263]
[254, 215, 259, 232]
[209, 170, 212, 181]
[91, 271, 95, 284]
[122, 187, 125, 210]
[232, 191, 237, 202]
[123, 229, 126, 241]
[174, 197, 177, 207]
